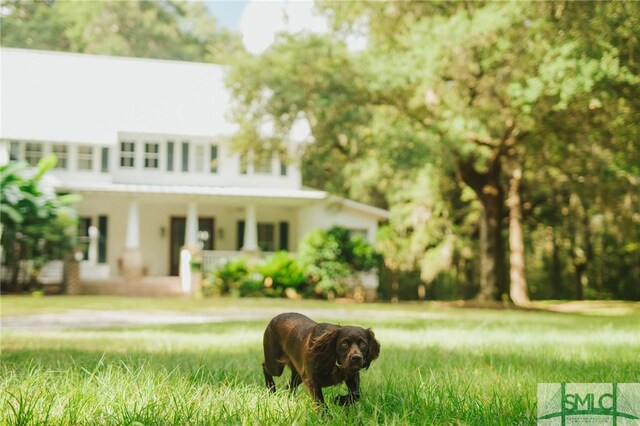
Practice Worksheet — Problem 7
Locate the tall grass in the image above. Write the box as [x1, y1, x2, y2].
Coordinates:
[1, 298, 639, 425]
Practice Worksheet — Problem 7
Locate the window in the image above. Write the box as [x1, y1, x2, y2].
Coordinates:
[181, 141, 189, 172]
[236, 221, 276, 251]
[254, 153, 273, 174]
[210, 144, 218, 173]
[25, 142, 42, 166]
[52, 144, 68, 169]
[257, 223, 275, 251]
[101, 147, 109, 173]
[9, 141, 20, 161]
[120, 141, 135, 168]
[167, 141, 174, 171]
[144, 142, 159, 169]
[240, 153, 248, 175]
[279, 155, 287, 176]
[77, 146, 93, 171]
[194, 144, 205, 173]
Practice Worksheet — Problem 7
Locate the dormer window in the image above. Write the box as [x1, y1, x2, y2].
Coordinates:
[77, 146, 93, 171]
[144, 142, 159, 169]
[167, 141, 175, 171]
[210, 144, 218, 173]
[254, 153, 272, 174]
[240, 153, 248, 175]
[120, 141, 135, 168]
[194, 144, 205, 173]
[25, 142, 42, 166]
[181, 141, 189, 172]
[52, 144, 68, 169]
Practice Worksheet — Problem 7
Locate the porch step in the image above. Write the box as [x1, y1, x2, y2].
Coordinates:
[80, 276, 184, 297]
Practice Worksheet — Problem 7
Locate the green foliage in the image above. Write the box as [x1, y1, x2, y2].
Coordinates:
[0, 0, 243, 64]
[202, 258, 249, 297]
[257, 251, 308, 291]
[203, 228, 378, 299]
[203, 252, 309, 299]
[297, 227, 379, 299]
[1, 157, 79, 292]
[227, 1, 640, 301]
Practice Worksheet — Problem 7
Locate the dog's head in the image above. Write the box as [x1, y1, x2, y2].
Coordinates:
[310, 325, 380, 373]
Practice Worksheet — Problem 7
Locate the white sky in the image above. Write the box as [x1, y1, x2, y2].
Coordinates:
[239, 0, 329, 55]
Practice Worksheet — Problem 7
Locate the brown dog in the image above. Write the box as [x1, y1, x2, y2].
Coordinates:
[262, 312, 380, 405]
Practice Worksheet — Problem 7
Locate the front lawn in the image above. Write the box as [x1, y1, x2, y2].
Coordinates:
[1, 297, 639, 425]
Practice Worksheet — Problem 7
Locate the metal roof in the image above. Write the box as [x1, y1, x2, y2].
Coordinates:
[1, 48, 237, 144]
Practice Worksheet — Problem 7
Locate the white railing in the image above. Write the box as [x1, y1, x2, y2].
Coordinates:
[0, 260, 64, 285]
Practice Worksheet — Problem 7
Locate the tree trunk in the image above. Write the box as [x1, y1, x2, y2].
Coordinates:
[8, 239, 24, 293]
[568, 210, 584, 300]
[551, 228, 562, 298]
[456, 155, 506, 302]
[390, 272, 399, 304]
[506, 164, 530, 307]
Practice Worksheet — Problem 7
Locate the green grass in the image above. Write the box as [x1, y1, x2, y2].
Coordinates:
[1, 297, 639, 425]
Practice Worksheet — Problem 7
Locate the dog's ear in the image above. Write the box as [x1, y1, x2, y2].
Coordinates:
[364, 328, 380, 369]
[308, 327, 339, 371]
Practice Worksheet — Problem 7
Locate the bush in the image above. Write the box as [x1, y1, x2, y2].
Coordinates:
[298, 226, 379, 299]
[257, 251, 309, 297]
[202, 258, 249, 296]
[202, 252, 309, 298]
[202, 227, 379, 300]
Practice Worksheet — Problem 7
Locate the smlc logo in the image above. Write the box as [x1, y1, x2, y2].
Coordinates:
[538, 383, 640, 425]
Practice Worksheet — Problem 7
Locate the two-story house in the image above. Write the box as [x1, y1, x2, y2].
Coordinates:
[0, 48, 388, 295]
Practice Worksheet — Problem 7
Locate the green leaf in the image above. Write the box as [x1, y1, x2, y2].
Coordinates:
[0, 203, 24, 224]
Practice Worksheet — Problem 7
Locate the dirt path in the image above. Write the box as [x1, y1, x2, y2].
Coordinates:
[1, 307, 443, 331]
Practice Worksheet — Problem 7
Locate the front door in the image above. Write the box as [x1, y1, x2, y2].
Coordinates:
[170, 217, 214, 276]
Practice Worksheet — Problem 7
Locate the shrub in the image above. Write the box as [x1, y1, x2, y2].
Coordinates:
[298, 226, 379, 299]
[257, 251, 309, 297]
[202, 258, 249, 296]
[202, 253, 307, 298]
[202, 227, 379, 300]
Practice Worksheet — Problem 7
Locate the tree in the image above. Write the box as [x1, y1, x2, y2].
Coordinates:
[1, 156, 79, 293]
[227, 1, 639, 302]
[297, 226, 378, 299]
[0, 0, 243, 63]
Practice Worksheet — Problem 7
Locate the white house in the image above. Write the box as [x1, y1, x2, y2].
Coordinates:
[0, 48, 388, 295]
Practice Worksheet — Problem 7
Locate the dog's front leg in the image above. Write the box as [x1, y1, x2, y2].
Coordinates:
[304, 380, 325, 406]
[336, 373, 360, 405]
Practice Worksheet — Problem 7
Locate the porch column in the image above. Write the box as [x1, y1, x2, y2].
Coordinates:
[242, 203, 259, 252]
[185, 202, 199, 248]
[125, 200, 140, 249]
[87, 226, 99, 265]
[181, 202, 202, 296]
[122, 199, 144, 281]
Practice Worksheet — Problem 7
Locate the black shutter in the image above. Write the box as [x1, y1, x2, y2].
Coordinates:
[237, 220, 245, 250]
[279, 222, 289, 251]
[98, 215, 108, 263]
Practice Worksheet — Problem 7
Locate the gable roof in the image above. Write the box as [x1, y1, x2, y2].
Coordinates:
[0, 48, 236, 145]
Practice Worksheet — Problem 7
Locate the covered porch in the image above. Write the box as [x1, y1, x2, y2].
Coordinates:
[61, 182, 386, 295]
